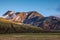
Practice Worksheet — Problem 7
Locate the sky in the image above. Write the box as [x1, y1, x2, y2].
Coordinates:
[0, 0, 60, 17]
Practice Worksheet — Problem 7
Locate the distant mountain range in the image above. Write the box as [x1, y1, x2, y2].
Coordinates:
[1, 10, 60, 31]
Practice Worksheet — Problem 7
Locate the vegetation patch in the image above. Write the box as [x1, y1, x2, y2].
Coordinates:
[0, 18, 43, 33]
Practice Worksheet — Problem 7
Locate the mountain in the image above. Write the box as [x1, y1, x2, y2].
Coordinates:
[23, 14, 60, 30]
[2, 10, 60, 31]
[3, 11, 44, 23]
[3, 11, 27, 23]
[32, 16, 60, 30]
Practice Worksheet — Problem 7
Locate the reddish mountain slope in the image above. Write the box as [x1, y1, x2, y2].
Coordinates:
[12, 12, 27, 23]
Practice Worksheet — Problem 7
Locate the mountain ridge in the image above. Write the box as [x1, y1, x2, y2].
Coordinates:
[1, 10, 60, 31]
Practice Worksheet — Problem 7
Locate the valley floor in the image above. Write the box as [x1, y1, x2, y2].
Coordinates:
[0, 33, 60, 40]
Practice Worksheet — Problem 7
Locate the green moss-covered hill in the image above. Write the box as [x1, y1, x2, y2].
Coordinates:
[0, 18, 43, 33]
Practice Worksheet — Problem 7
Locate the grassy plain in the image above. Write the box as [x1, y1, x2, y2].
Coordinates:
[0, 33, 60, 40]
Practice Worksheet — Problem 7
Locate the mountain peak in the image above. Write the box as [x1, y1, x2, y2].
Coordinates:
[3, 10, 14, 16]
[2, 11, 16, 19]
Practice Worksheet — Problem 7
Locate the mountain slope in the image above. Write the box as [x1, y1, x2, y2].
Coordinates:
[23, 11, 44, 24]
[32, 16, 60, 30]
[12, 12, 27, 23]
[0, 18, 43, 33]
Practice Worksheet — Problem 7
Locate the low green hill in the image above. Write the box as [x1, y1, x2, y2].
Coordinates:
[0, 18, 43, 33]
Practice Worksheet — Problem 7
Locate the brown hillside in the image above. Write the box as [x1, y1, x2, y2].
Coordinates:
[12, 12, 27, 23]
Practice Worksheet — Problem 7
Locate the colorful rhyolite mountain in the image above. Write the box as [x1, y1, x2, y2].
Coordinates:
[2, 11, 60, 30]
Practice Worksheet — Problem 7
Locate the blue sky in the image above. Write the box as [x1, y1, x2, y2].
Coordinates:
[0, 0, 60, 17]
